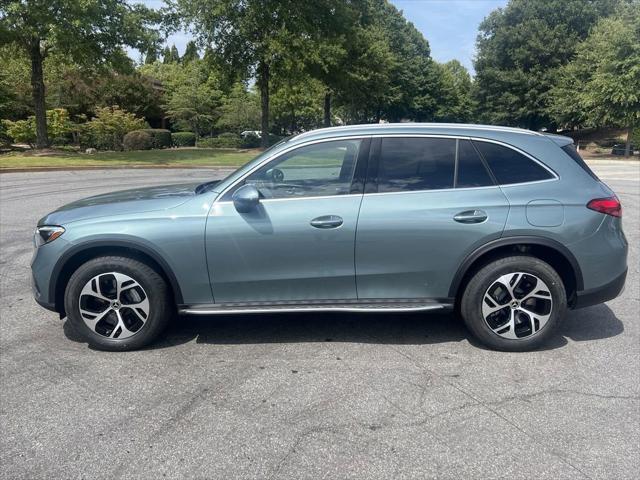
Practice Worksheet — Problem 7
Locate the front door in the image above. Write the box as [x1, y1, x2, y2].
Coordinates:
[206, 138, 368, 303]
[355, 136, 510, 300]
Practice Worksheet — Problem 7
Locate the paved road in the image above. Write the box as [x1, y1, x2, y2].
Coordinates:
[1, 162, 638, 479]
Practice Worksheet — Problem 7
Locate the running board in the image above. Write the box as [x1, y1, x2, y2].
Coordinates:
[179, 299, 453, 315]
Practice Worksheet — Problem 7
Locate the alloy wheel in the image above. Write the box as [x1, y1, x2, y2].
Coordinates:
[78, 272, 150, 339]
[482, 272, 553, 340]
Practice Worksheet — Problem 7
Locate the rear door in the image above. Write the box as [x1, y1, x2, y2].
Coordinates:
[355, 136, 510, 300]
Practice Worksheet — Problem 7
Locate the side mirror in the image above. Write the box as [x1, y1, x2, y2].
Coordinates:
[232, 184, 260, 213]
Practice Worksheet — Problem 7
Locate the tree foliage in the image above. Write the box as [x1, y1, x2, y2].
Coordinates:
[0, 0, 160, 147]
[473, 0, 621, 129]
[551, 3, 640, 154]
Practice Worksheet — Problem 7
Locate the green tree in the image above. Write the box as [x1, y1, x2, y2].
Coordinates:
[473, 0, 620, 130]
[94, 73, 163, 121]
[161, 46, 173, 64]
[161, 61, 223, 137]
[271, 71, 325, 133]
[552, 6, 640, 156]
[172, 0, 347, 147]
[145, 46, 158, 64]
[433, 60, 474, 123]
[170, 45, 180, 63]
[182, 40, 199, 63]
[217, 83, 261, 133]
[0, 0, 160, 148]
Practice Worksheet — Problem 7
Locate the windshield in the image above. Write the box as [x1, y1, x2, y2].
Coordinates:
[195, 136, 295, 194]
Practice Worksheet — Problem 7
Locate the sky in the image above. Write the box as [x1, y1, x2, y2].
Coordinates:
[134, 0, 508, 75]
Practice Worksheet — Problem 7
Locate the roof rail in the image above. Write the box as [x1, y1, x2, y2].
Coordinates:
[294, 123, 543, 140]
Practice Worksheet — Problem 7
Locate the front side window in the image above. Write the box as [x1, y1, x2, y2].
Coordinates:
[243, 139, 361, 199]
[473, 140, 553, 185]
[377, 137, 456, 192]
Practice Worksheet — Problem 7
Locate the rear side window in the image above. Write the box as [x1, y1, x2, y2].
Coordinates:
[561, 144, 599, 180]
[473, 140, 553, 185]
[377, 137, 456, 192]
[456, 140, 494, 188]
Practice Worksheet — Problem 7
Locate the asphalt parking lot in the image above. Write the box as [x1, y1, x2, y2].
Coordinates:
[1, 161, 638, 479]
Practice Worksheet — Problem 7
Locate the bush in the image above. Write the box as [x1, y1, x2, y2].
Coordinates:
[171, 131, 196, 147]
[2, 118, 35, 146]
[197, 133, 241, 148]
[140, 128, 171, 149]
[81, 106, 147, 151]
[267, 133, 284, 146]
[240, 133, 261, 148]
[123, 130, 153, 151]
[2, 108, 74, 147]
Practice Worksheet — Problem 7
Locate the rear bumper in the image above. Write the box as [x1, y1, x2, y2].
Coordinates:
[574, 268, 627, 309]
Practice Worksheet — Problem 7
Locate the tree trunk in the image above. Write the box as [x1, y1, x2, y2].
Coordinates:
[323, 91, 331, 128]
[624, 127, 632, 158]
[29, 39, 49, 149]
[257, 61, 270, 148]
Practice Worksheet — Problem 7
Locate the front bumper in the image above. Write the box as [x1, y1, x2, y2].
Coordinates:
[574, 268, 627, 309]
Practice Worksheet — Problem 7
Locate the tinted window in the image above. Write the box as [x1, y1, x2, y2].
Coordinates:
[456, 139, 494, 188]
[243, 139, 361, 199]
[561, 144, 599, 180]
[377, 138, 456, 192]
[473, 141, 553, 185]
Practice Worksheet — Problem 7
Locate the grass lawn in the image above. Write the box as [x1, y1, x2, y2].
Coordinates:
[0, 148, 258, 171]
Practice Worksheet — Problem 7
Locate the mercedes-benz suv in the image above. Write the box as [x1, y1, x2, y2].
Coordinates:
[31, 124, 628, 351]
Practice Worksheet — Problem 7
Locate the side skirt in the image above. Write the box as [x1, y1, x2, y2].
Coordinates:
[179, 299, 454, 315]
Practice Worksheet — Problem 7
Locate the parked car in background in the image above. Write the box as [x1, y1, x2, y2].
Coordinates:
[611, 143, 636, 156]
[240, 130, 262, 138]
[31, 124, 628, 351]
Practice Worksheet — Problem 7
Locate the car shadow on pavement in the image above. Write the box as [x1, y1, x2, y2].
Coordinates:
[64, 302, 623, 351]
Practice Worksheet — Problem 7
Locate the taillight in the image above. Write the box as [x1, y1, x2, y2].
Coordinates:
[587, 196, 622, 217]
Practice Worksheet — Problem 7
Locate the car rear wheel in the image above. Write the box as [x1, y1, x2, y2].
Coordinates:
[64, 256, 172, 351]
[460, 255, 566, 351]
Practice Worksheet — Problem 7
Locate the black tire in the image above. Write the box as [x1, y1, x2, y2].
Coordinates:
[64, 256, 172, 351]
[460, 255, 566, 351]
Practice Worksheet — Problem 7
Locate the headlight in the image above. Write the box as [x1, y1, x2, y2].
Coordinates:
[34, 226, 65, 247]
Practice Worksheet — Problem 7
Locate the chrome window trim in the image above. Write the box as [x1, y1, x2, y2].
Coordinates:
[213, 133, 558, 207]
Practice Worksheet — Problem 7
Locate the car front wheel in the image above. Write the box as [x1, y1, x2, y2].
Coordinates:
[460, 255, 567, 351]
[64, 256, 172, 351]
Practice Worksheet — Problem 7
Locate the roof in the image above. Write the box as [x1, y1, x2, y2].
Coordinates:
[289, 123, 573, 148]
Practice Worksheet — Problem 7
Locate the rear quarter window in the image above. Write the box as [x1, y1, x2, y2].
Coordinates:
[561, 144, 600, 180]
[473, 140, 554, 185]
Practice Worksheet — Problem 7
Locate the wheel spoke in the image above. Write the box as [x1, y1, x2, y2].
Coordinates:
[80, 275, 111, 302]
[519, 305, 552, 332]
[79, 307, 111, 324]
[489, 309, 518, 339]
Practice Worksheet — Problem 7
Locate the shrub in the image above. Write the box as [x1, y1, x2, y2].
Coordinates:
[240, 133, 261, 148]
[140, 129, 172, 149]
[123, 130, 153, 151]
[197, 133, 241, 148]
[2, 118, 35, 146]
[267, 133, 284, 146]
[172, 131, 196, 147]
[81, 106, 147, 151]
[2, 108, 74, 147]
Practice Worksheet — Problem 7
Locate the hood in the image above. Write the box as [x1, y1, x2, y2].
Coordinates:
[39, 182, 200, 225]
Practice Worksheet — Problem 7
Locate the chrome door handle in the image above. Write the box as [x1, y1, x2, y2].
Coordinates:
[310, 215, 343, 229]
[453, 209, 488, 224]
